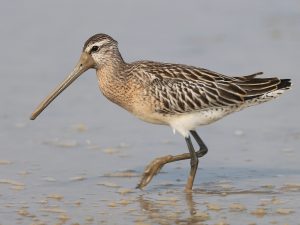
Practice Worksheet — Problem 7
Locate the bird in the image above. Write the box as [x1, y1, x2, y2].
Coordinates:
[30, 33, 291, 191]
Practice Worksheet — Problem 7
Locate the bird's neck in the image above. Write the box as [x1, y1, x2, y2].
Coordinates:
[99, 48, 126, 75]
[96, 52, 132, 109]
[97, 60, 127, 83]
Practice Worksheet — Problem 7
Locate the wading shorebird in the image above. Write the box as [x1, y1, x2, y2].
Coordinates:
[31, 34, 291, 191]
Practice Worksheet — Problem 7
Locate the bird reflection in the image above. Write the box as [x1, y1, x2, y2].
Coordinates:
[137, 191, 208, 224]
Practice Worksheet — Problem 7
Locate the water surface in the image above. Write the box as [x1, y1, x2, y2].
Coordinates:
[0, 1, 299, 224]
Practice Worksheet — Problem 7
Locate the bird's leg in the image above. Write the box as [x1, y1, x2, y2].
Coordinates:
[190, 130, 208, 157]
[137, 131, 208, 190]
[136, 152, 191, 189]
[185, 135, 199, 191]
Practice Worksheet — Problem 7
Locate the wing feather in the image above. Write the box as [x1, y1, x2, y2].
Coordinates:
[129, 61, 285, 114]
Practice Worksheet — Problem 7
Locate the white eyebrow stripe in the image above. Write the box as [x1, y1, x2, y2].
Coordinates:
[85, 40, 110, 52]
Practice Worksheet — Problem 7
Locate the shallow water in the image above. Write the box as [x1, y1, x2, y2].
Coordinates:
[1, 1, 300, 224]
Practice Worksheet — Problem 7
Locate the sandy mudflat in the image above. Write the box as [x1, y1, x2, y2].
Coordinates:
[1, 1, 299, 224]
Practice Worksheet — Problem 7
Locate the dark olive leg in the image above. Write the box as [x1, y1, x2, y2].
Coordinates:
[136, 152, 192, 189]
[185, 135, 199, 191]
[190, 130, 208, 157]
[137, 130, 208, 190]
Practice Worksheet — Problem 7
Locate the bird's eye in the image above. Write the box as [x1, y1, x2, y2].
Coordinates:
[90, 46, 99, 53]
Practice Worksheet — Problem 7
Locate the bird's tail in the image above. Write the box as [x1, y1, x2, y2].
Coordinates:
[233, 72, 292, 100]
[243, 78, 291, 101]
[277, 79, 292, 90]
[232, 73, 292, 109]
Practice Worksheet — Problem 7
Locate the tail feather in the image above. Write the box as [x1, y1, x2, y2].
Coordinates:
[238, 76, 292, 101]
[241, 72, 264, 79]
[233, 77, 292, 110]
[277, 79, 292, 90]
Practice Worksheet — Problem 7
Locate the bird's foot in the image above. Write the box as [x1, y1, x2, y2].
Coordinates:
[136, 155, 173, 189]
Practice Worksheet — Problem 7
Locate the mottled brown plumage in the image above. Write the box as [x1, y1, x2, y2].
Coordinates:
[31, 33, 291, 191]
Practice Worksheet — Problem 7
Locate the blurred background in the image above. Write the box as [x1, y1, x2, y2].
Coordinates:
[0, 1, 299, 224]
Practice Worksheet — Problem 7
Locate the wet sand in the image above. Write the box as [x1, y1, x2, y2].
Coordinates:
[1, 1, 299, 224]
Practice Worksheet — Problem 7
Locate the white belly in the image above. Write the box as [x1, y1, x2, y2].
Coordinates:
[168, 107, 237, 137]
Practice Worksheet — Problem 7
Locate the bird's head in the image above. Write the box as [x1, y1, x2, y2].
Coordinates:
[30, 33, 121, 120]
[83, 33, 121, 69]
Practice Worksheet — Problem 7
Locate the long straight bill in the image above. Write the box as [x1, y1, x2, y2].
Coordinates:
[30, 52, 94, 120]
